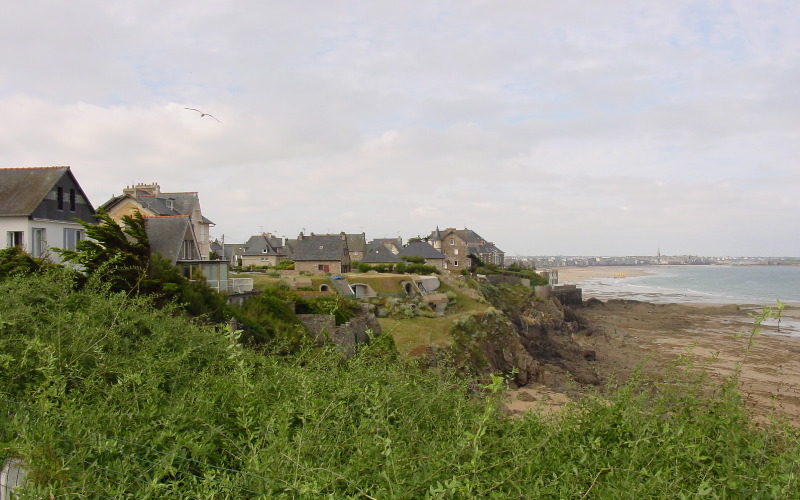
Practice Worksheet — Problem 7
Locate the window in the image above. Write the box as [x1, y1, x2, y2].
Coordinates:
[69, 189, 76, 211]
[7, 231, 24, 248]
[454, 249, 459, 255]
[63, 228, 83, 251]
[181, 240, 194, 260]
[454, 259, 459, 267]
[318, 264, 325, 271]
[449, 238, 455, 245]
[31, 228, 46, 257]
[57, 187, 64, 210]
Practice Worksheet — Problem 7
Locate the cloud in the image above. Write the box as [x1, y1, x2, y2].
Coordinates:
[2, 0, 799, 255]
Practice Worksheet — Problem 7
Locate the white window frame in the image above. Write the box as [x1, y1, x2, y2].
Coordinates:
[62, 228, 83, 251]
[31, 228, 46, 257]
[7, 231, 24, 248]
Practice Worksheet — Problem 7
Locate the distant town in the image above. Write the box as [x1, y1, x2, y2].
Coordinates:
[508, 255, 800, 268]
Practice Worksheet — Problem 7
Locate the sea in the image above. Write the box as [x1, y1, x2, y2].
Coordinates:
[565, 265, 800, 337]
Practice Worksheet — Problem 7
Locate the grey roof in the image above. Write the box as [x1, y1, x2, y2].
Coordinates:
[102, 190, 215, 225]
[371, 238, 403, 251]
[361, 242, 401, 264]
[398, 241, 446, 260]
[0, 166, 71, 216]
[145, 216, 197, 264]
[242, 234, 286, 256]
[291, 234, 348, 261]
[428, 228, 504, 255]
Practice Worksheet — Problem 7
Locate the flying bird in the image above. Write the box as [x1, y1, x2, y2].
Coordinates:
[185, 107, 221, 122]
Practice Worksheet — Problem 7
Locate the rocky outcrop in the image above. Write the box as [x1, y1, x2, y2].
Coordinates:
[450, 283, 599, 391]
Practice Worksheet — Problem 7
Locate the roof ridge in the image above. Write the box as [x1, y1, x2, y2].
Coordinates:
[0, 166, 69, 171]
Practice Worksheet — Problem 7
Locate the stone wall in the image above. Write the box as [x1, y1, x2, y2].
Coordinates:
[297, 304, 382, 356]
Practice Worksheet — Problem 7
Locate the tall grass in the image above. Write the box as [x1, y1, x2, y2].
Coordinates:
[1, 270, 798, 498]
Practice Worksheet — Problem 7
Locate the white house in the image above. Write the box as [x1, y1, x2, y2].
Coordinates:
[0, 166, 96, 264]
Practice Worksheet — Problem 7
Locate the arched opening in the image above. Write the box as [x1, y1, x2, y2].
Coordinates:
[319, 284, 330, 292]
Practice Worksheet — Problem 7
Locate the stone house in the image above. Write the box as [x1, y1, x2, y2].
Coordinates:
[428, 226, 505, 273]
[290, 232, 350, 274]
[345, 233, 367, 262]
[0, 166, 96, 264]
[240, 233, 290, 267]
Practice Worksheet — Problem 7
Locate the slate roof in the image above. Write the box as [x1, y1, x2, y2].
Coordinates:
[361, 242, 401, 264]
[291, 235, 348, 261]
[427, 227, 504, 255]
[0, 166, 72, 216]
[145, 216, 197, 264]
[102, 190, 215, 225]
[371, 238, 403, 253]
[242, 234, 286, 256]
[398, 241, 446, 260]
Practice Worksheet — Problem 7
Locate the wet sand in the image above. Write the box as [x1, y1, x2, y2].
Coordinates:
[507, 296, 800, 423]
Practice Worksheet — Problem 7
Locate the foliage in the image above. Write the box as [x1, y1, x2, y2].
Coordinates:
[229, 292, 308, 347]
[356, 261, 440, 275]
[2, 271, 799, 498]
[400, 255, 425, 264]
[0, 246, 53, 279]
[56, 209, 151, 293]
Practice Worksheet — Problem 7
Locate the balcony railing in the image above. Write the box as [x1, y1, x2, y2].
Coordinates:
[203, 278, 254, 294]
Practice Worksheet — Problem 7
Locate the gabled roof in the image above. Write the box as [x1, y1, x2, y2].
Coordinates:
[291, 234, 348, 261]
[398, 241, 446, 260]
[429, 227, 504, 254]
[145, 216, 198, 264]
[242, 234, 286, 256]
[361, 242, 401, 264]
[0, 166, 93, 216]
[102, 189, 214, 225]
[371, 238, 403, 253]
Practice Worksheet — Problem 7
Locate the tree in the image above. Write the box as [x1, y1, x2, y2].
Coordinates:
[57, 209, 152, 293]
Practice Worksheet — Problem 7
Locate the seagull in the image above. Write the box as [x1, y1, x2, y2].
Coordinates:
[185, 107, 221, 122]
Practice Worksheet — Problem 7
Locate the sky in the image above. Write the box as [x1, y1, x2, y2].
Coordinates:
[2, 1, 799, 257]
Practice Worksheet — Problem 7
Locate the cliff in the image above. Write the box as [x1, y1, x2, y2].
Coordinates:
[450, 281, 598, 391]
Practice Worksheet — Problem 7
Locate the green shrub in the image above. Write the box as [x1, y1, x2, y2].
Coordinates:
[2, 270, 798, 498]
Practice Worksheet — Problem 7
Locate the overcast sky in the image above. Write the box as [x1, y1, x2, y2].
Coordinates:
[2, 1, 798, 257]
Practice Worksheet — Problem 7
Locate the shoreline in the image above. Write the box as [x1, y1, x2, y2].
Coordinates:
[573, 298, 800, 422]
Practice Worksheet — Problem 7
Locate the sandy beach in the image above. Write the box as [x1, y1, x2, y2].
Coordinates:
[507, 267, 800, 423]
[555, 265, 654, 282]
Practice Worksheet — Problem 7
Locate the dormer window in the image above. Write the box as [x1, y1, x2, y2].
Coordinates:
[166, 199, 174, 210]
